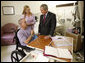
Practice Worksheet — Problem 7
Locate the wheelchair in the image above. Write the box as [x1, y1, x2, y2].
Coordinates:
[11, 29, 35, 62]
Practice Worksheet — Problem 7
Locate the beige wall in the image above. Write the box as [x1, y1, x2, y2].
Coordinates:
[1, 1, 60, 26]
[1, 1, 76, 28]
[56, 6, 75, 30]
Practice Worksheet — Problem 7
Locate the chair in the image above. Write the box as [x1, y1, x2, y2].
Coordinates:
[11, 29, 35, 62]
[1, 23, 18, 46]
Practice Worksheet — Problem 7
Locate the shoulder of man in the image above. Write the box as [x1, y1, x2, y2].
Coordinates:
[48, 11, 56, 16]
[47, 11, 56, 18]
[17, 29, 24, 36]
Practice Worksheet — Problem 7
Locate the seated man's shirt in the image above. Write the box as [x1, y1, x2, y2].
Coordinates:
[17, 26, 32, 46]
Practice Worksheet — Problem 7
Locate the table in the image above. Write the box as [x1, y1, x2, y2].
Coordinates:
[20, 35, 73, 62]
[27, 35, 52, 50]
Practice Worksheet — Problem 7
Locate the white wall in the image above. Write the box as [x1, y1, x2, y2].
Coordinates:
[1, 1, 76, 27]
[56, 6, 76, 29]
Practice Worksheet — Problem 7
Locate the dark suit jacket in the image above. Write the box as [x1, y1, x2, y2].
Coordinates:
[38, 11, 56, 36]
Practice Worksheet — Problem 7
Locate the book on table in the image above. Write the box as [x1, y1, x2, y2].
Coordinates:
[43, 46, 72, 59]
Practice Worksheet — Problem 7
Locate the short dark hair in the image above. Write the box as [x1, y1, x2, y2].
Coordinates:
[40, 4, 48, 10]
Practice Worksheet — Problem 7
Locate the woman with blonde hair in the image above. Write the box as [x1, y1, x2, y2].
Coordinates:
[21, 5, 36, 29]
[19, 5, 38, 44]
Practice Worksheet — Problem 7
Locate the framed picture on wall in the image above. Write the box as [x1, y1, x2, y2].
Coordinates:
[2, 6, 15, 15]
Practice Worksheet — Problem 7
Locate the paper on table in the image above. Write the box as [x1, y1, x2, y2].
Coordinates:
[51, 36, 72, 46]
[53, 41, 72, 46]
[51, 36, 66, 40]
[34, 53, 49, 62]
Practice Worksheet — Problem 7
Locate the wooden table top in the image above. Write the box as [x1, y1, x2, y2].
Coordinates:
[27, 35, 52, 50]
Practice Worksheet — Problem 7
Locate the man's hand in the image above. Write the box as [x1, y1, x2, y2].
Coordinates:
[44, 35, 51, 39]
[24, 30, 34, 44]
[24, 41, 28, 44]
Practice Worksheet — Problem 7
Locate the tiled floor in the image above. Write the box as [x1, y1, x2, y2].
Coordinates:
[1, 45, 84, 62]
[1, 45, 16, 62]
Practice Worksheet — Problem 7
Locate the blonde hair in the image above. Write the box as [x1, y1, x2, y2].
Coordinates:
[22, 5, 32, 17]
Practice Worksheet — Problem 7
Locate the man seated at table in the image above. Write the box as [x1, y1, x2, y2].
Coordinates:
[17, 18, 37, 51]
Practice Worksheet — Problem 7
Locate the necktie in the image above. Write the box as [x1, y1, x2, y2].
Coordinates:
[43, 14, 46, 24]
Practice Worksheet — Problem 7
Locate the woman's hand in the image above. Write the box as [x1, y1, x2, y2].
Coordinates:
[31, 29, 34, 35]
[27, 22, 34, 26]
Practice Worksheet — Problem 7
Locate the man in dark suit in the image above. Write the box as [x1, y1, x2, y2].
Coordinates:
[38, 4, 56, 39]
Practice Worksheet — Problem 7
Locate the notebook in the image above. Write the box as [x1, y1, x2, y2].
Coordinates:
[44, 46, 72, 59]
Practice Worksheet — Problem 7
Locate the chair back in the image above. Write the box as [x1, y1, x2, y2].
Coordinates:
[14, 29, 22, 50]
